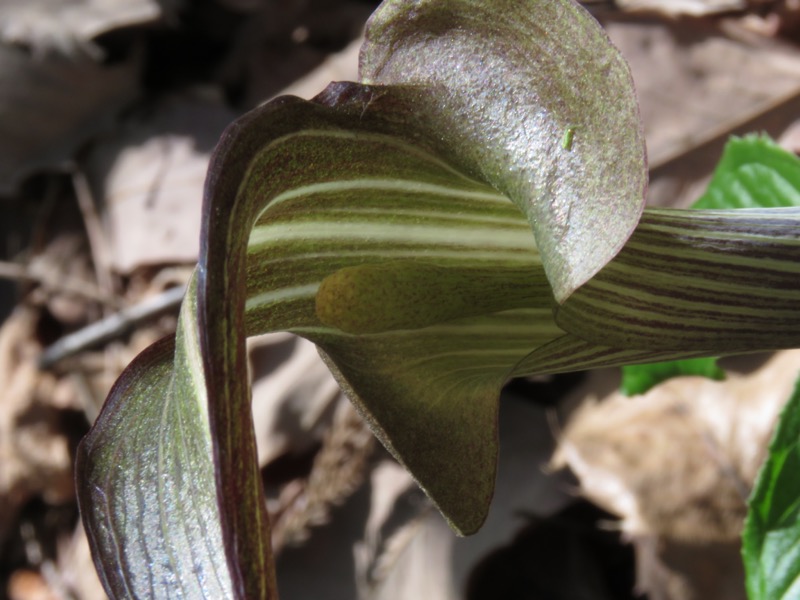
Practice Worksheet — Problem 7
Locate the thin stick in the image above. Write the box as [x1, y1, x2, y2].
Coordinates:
[39, 285, 186, 368]
[0, 259, 113, 304]
[72, 170, 115, 297]
[0, 261, 31, 281]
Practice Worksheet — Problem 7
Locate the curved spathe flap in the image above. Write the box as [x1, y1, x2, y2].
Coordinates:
[360, 0, 647, 302]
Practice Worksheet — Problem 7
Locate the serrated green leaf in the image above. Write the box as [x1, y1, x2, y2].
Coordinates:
[743, 374, 800, 599]
[620, 357, 725, 396]
[360, 0, 647, 302]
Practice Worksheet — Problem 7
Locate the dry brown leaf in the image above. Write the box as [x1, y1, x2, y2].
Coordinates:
[615, 0, 747, 16]
[270, 393, 572, 600]
[552, 350, 800, 600]
[0, 0, 173, 57]
[250, 332, 345, 466]
[0, 44, 140, 195]
[85, 94, 236, 273]
[605, 18, 800, 176]
[599, 14, 800, 210]
[28, 233, 102, 325]
[271, 399, 375, 551]
[357, 396, 576, 600]
[0, 307, 73, 548]
[778, 117, 800, 153]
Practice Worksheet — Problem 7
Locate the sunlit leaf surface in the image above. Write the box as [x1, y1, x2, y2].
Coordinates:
[360, 0, 647, 301]
[620, 357, 725, 396]
[744, 375, 800, 600]
[76, 4, 800, 599]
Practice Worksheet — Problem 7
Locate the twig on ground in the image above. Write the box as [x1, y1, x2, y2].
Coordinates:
[39, 285, 185, 369]
[71, 169, 116, 297]
[0, 259, 114, 305]
[0, 260, 35, 282]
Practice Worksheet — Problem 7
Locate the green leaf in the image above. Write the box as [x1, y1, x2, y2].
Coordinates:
[693, 135, 800, 210]
[360, 0, 647, 302]
[620, 357, 725, 396]
[743, 374, 800, 599]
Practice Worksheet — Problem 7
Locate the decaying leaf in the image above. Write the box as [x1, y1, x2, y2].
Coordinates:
[615, 0, 746, 17]
[553, 350, 800, 600]
[0, 307, 74, 548]
[0, 44, 140, 195]
[271, 398, 375, 551]
[85, 94, 237, 273]
[603, 17, 800, 177]
[250, 332, 344, 467]
[0, 0, 173, 57]
[273, 394, 572, 600]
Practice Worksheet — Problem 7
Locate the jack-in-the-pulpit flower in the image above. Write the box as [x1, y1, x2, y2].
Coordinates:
[76, 1, 800, 598]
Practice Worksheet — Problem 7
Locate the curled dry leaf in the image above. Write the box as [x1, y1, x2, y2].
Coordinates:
[553, 350, 800, 600]
[27, 233, 104, 325]
[271, 398, 375, 551]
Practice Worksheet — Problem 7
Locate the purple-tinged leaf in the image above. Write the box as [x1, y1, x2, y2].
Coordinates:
[360, 0, 647, 302]
[554, 208, 800, 353]
[76, 4, 800, 598]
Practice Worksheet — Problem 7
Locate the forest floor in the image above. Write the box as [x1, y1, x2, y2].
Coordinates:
[1, 1, 800, 599]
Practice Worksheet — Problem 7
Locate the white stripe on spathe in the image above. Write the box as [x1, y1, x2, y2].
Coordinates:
[248, 221, 536, 251]
[255, 178, 510, 216]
